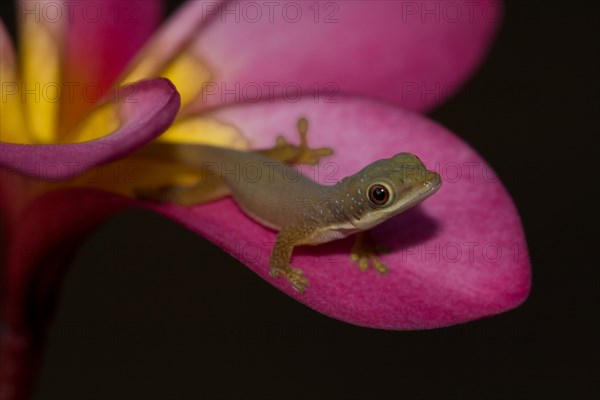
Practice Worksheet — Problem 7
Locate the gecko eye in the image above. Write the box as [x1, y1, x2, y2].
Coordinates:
[368, 184, 391, 207]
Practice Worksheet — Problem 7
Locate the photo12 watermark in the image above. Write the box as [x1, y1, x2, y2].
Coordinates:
[19, 0, 143, 24]
[200, 81, 340, 104]
[399, 241, 526, 265]
[399, 1, 502, 23]
[1, 81, 140, 105]
[201, 1, 340, 24]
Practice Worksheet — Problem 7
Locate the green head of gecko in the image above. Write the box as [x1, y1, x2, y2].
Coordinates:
[334, 153, 442, 231]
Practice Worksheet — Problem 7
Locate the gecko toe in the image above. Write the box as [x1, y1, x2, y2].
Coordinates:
[270, 266, 309, 292]
[287, 268, 309, 292]
[371, 256, 389, 274]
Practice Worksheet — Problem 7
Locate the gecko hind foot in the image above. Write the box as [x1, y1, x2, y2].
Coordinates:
[270, 266, 309, 292]
[259, 117, 333, 165]
[350, 233, 390, 274]
[351, 251, 389, 274]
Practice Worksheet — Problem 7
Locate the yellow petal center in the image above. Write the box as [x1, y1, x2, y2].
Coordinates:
[19, 6, 63, 143]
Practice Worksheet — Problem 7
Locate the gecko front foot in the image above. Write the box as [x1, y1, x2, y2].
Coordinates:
[269, 266, 309, 292]
[350, 232, 390, 274]
[272, 135, 333, 165]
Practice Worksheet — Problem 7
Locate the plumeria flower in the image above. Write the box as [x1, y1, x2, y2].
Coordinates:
[0, 0, 529, 398]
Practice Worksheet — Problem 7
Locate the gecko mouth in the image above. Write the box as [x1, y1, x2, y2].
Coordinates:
[422, 171, 442, 195]
[396, 172, 441, 212]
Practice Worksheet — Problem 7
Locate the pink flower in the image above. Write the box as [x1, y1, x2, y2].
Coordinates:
[0, 0, 528, 398]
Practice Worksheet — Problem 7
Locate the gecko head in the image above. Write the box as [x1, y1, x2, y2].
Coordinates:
[343, 153, 441, 230]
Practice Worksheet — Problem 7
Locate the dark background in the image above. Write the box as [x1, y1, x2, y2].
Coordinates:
[2, 1, 599, 399]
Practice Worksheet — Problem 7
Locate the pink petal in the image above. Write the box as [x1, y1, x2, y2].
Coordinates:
[1, 99, 531, 326]
[181, 0, 502, 111]
[64, 0, 163, 92]
[0, 78, 180, 181]
[151, 97, 530, 329]
[61, 0, 164, 128]
[120, 0, 225, 81]
[0, 98, 528, 397]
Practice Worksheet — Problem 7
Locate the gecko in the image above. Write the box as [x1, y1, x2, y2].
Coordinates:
[134, 118, 441, 292]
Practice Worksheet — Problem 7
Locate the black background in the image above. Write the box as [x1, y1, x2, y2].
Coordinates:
[2, 1, 599, 399]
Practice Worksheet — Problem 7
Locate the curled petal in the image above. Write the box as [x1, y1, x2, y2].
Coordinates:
[67, 116, 250, 199]
[0, 78, 180, 181]
[151, 97, 530, 329]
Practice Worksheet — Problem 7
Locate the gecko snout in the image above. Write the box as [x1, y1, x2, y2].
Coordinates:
[426, 171, 442, 191]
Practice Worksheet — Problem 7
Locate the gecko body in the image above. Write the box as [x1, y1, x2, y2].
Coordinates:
[136, 119, 441, 291]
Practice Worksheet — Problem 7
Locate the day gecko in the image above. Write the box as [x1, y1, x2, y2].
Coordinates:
[135, 118, 441, 292]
